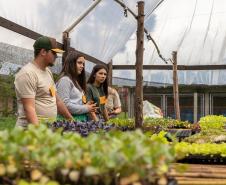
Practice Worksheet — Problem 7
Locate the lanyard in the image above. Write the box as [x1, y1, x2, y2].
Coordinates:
[92, 85, 106, 105]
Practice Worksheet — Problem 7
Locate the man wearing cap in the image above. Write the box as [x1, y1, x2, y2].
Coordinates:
[14, 36, 73, 127]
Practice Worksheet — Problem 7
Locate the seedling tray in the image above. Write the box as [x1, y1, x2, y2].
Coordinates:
[177, 154, 226, 164]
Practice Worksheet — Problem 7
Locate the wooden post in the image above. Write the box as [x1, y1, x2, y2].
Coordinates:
[128, 88, 134, 118]
[135, 1, 144, 128]
[62, 32, 70, 65]
[108, 60, 113, 86]
[194, 92, 198, 123]
[172, 51, 181, 120]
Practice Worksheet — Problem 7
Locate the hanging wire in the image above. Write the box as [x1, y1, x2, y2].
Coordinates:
[145, 31, 171, 64]
[113, 0, 169, 64]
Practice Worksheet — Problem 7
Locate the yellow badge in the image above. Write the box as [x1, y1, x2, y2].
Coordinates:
[82, 95, 87, 104]
[99, 96, 106, 105]
[49, 85, 56, 97]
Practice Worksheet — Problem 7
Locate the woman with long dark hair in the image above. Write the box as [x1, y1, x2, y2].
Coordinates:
[56, 51, 96, 121]
[87, 64, 109, 121]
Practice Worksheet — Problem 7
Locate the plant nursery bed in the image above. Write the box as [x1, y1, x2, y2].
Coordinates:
[167, 129, 193, 141]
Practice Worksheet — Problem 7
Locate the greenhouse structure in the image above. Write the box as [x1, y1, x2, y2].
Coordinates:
[1, 0, 226, 184]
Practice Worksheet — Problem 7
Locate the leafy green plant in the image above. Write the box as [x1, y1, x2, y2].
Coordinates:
[0, 74, 16, 116]
[107, 117, 192, 130]
[175, 142, 226, 160]
[107, 118, 134, 128]
[199, 115, 225, 130]
[0, 116, 16, 130]
[144, 117, 191, 129]
[0, 125, 175, 184]
[183, 115, 226, 143]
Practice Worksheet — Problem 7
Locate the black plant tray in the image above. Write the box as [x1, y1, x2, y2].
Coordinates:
[167, 129, 193, 141]
[167, 129, 192, 136]
[177, 154, 226, 164]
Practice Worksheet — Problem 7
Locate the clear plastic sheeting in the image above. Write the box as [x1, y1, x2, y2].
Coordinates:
[0, 41, 97, 75]
[0, 0, 162, 63]
[70, 1, 136, 63]
[0, 62, 21, 75]
[0, 42, 33, 66]
[0, 0, 92, 41]
[113, 0, 226, 85]
[142, 70, 226, 85]
[120, 0, 162, 16]
[0, 42, 62, 75]
[113, 69, 226, 86]
[1, 0, 226, 85]
[70, 0, 162, 62]
[0, 27, 35, 50]
[112, 72, 170, 87]
[146, 0, 226, 66]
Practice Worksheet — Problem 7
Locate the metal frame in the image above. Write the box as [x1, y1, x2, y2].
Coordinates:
[64, 0, 102, 33]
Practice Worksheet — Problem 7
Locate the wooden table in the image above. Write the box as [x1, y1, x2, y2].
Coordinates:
[168, 163, 226, 185]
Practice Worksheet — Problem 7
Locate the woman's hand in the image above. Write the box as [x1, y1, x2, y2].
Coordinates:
[86, 101, 98, 113]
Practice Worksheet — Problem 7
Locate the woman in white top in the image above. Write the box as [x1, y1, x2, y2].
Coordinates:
[56, 51, 96, 121]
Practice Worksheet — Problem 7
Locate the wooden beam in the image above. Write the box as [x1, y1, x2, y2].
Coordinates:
[108, 60, 113, 86]
[113, 65, 226, 70]
[0, 16, 106, 66]
[62, 32, 70, 65]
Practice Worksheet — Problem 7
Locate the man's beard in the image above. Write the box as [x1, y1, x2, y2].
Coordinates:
[48, 62, 54, 67]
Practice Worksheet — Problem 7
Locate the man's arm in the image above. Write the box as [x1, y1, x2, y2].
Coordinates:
[21, 98, 39, 125]
[56, 94, 73, 120]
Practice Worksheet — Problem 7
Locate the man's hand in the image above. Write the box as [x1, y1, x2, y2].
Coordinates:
[21, 98, 39, 125]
